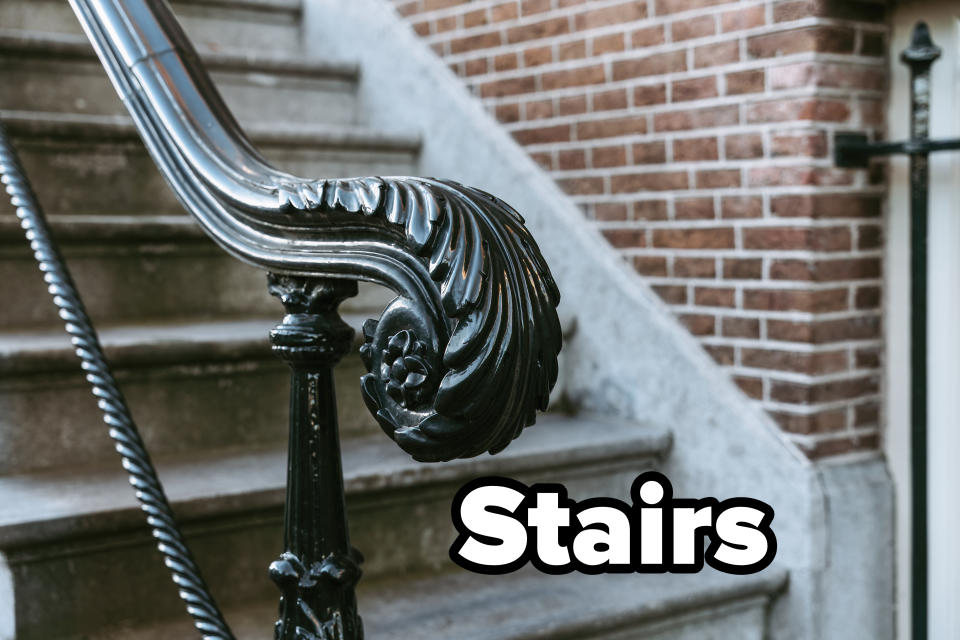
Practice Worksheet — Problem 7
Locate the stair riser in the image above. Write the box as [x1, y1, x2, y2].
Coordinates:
[0, 137, 419, 216]
[0, 1, 303, 55]
[585, 598, 768, 640]
[2, 457, 656, 638]
[1, 58, 358, 126]
[0, 353, 378, 475]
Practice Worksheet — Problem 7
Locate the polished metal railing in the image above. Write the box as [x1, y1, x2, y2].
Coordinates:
[1, 1, 563, 637]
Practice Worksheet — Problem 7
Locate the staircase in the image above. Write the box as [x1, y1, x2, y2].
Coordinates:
[0, 2, 786, 638]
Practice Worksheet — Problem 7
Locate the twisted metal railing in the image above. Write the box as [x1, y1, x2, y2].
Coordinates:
[0, 120, 235, 640]
[3, 0, 562, 637]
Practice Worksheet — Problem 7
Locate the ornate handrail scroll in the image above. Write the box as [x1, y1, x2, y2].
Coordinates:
[60, 0, 562, 638]
[68, 0, 561, 462]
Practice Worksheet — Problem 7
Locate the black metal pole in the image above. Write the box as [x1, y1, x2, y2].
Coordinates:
[902, 22, 941, 640]
[267, 274, 364, 640]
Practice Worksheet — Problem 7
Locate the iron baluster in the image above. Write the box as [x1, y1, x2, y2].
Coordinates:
[834, 22, 959, 640]
[267, 275, 363, 640]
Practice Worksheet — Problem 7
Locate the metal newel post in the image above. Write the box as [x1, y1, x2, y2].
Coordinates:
[267, 274, 364, 640]
[902, 22, 941, 640]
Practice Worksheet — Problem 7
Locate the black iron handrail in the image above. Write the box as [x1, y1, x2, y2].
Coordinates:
[3, 0, 563, 638]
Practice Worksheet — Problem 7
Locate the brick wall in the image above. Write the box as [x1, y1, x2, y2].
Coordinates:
[391, 0, 889, 458]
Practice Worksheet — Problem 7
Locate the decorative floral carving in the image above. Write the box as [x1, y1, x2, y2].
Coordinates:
[379, 330, 433, 409]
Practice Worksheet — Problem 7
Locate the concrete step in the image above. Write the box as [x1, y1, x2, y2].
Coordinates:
[0, 415, 672, 638]
[0, 0, 305, 55]
[0, 316, 382, 475]
[0, 110, 421, 216]
[0, 215, 280, 328]
[108, 566, 787, 640]
[0, 29, 360, 126]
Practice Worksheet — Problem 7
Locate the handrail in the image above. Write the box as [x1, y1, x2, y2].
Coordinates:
[67, 0, 562, 463]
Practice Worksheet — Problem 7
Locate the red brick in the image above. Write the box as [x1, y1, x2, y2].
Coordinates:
[655, 0, 729, 15]
[726, 70, 765, 95]
[801, 433, 880, 460]
[613, 51, 687, 80]
[654, 105, 739, 131]
[654, 285, 687, 304]
[725, 133, 764, 159]
[653, 227, 734, 249]
[633, 255, 668, 276]
[771, 62, 885, 91]
[631, 25, 665, 48]
[743, 348, 848, 374]
[602, 227, 646, 248]
[722, 317, 760, 338]
[529, 151, 552, 170]
[464, 9, 489, 28]
[743, 226, 852, 251]
[675, 197, 715, 219]
[495, 103, 520, 122]
[558, 149, 586, 170]
[593, 33, 626, 55]
[721, 196, 763, 218]
[771, 194, 881, 219]
[855, 347, 880, 369]
[512, 123, 570, 144]
[543, 64, 606, 90]
[558, 39, 588, 61]
[481, 75, 536, 98]
[861, 31, 885, 57]
[594, 202, 629, 221]
[721, 5, 765, 32]
[767, 316, 881, 343]
[680, 313, 716, 336]
[743, 288, 848, 312]
[558, 95, 588, 116]
[747, 98, 850, 123]
[734, 375, 764, 399]
[695, 287, 736, 307]
[855, 401, 880, 426]
[704, 344, 735, 366]
[612, 171, 689, 192]
[633, 200, 669, 220]
[450, 31, 502, 54]
[558, 176, 605, 195]
[435, 16, 457, 32]
[674, 136, 719, 161]
[507, 17, 570, 43]
[723, 258, 763, 279]
[771, 409, 847, 435]
[423, 0, 465, 9]
[748, 166, 853, 187]
[577, 115, 648, 139]
[694, 41, 739, 68]
[634, 83, 668, 106]
[524, 98, 553, 120]
[492, 2, 519, 21]
[748, 26, 856, 58]
[592, 145, 628, 168]
[675, 257, 716, 277]
[672, 15, 716, 41]
[592, 88, 627, 111]
[697, 169, 741, 188]
[771, 376, 878, 404]
[521, 0, 551, 14]
[576, 1, 647, 30]
[412, 21, 431, 36]
[523, 46, 553, 67]
[672, 76, 718, 102]
[632, 141, 667, 164]
[494, 53, 519, 71]
[772, 132, 828, 157]
[855, 285, 881, 309]
[465, 58, 488, 76]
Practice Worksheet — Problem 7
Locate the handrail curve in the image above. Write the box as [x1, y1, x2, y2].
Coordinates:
[68, 0, 562, 461]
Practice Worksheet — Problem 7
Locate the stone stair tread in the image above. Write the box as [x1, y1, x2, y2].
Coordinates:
[0, 109, 422, 152]
[0, 213, 206, 243]
[0, 315, 374, 374]
[0, 413, 672, 547]
[0, 27, 357, 79]
[108, 565, 787, 640]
